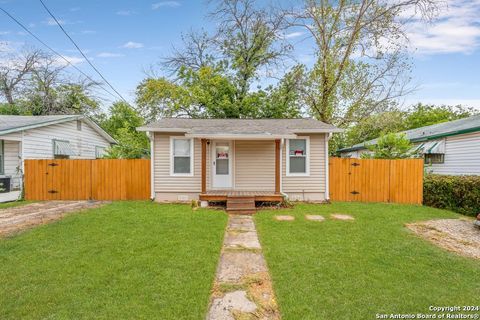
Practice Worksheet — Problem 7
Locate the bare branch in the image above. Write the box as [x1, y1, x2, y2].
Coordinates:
[288, 0, 440, 126]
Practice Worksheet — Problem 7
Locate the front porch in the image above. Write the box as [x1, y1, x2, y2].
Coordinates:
[199, 138, 282, 202]
[199, 190, 284, 202]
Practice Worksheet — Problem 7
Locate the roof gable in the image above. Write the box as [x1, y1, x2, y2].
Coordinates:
[0, 115, 116, 144]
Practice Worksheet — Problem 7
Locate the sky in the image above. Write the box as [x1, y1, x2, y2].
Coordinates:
[1, 0, 480, 111]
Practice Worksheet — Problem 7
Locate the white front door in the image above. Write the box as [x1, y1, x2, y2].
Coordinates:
[212, 141, 232, 188]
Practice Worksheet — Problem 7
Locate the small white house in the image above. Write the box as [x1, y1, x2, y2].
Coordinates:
[339, 114, 480, 175]
[138, 118, 342, 209]
[0, 115, 115, 199]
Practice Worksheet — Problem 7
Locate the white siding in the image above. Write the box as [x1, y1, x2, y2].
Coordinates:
[3, 141, 21, 189]
[234, 140, 275, 191]
[427, 131, 480, 175]
[21, 119, 111, 159]
[4, 141, 20, 176]
[153, 133, 201, 194]
[282, 134, 326, 200]
[0, 132, 22, 141]
[153, 133, 329, 202]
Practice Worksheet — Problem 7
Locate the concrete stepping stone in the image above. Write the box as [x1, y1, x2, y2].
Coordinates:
[208, 290, 257, 320]
[228, 216, 255, 232]
[275, 215, 295, 221]
[331, 214, 355, 220]
[305, 215, 325, 221]
[224, 231, 261, 249]
[217, 251, 267, 283]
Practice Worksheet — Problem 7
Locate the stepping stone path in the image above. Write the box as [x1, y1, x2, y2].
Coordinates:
[0, 201, 108, 237]
[275, 215, 295, 221]
[207, 215, 280, 320]
[305, 215, 325, 221]
[331, 214, 355, 221]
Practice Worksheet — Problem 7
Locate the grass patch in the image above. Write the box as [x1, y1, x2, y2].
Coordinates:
[0, 200, 33, 210]
[255, 202, 480, 320]
[0, 201, 227, 319]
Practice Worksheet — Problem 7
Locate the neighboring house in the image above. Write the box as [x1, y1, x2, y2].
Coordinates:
[339, 114, 480, 175]
[138, 118, 342, 203]
[0, 115, 116, 193]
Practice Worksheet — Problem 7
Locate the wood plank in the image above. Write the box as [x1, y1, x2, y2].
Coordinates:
[201, 139, 206, 193]
[24, 159, 151, 201]
[275, 139, 280, 193]
[329, 157, 423, 204]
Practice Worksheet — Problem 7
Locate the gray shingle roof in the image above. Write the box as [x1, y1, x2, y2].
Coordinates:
[0, 115, 80, 133]
[0, 115, 116, 143]
[340, 114, 480, 152]
[138, 118, 342, 135]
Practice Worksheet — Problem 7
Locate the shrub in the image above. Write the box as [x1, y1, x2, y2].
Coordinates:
[423, 174, 480, 217]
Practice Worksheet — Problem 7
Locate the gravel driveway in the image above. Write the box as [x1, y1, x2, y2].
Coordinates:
[407, 219, 480, 259]
[0, 201, 107, 237]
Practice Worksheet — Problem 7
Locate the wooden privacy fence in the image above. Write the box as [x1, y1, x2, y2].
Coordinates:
[329, 157, 423, 204]
[24, 159, 151, 201]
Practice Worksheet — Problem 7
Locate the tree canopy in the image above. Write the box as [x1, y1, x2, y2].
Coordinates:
[362, 133, 417, 159]
[0, 49, 101, 116]
[332, 103, 478, 154]
[97, 102, 150, 159]
[137, 0, 299, 120]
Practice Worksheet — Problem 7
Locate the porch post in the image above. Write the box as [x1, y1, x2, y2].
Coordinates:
[275, 139, 280, 194]
[201, 139, 207, 193]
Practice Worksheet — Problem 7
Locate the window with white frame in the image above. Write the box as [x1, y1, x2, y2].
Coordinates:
[287, 138, 309, 175]
[171, 137, 193, 175]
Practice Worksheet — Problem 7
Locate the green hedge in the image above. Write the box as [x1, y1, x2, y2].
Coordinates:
[423, 174, 480, 217]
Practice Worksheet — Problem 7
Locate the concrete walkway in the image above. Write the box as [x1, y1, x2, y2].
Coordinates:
[0, 201, 108, 237]
[207, 215, 280, 320]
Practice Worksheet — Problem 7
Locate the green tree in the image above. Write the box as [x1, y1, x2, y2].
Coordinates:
[290, 0, 439, 126]
[0, 103, 23, 115]
[259, 66, 303, 119]
[336, 103, 476, 155]
[211, 0, 290, 106]
[144, 0, 298, 120]
[362, 133, 416, 159]
[136, 66, 237, 120]
[345, 111, 406, 145]
[404, 104, 476, 130]
[99, 102, 150, 159]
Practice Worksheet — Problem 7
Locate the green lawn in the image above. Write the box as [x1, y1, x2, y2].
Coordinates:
[255, 202, 480, 320]
[0, 200, 32, 209]
[0, 202, 227, 320]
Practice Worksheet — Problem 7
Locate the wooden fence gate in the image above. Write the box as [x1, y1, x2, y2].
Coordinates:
[24, 159, 151, 201]
[329, 158, 423, 204]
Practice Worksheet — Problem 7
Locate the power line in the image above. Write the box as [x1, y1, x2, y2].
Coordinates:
[0, 6, 121, 102]
[39, 0, 127, 103]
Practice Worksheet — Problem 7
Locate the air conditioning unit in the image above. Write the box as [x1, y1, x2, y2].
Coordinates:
[0, 177, 11, 193]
